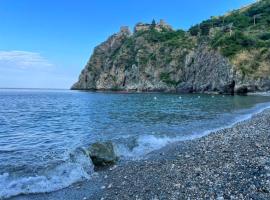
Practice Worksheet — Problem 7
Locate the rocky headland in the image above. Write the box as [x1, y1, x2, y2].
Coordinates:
[72, 0, 270, 94]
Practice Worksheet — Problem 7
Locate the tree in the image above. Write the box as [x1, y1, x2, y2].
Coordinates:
[151, 19, 156, 29]
[200, 22, 211, 36]
[189, 25, 200, 36]
[228, 23, 233, 36]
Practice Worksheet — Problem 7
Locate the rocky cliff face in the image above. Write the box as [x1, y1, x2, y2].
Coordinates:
[72, 5, 270, 94]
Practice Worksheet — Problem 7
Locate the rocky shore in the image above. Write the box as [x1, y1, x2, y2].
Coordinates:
[96, 109, 270, 200]
[11, 108, 270, 200]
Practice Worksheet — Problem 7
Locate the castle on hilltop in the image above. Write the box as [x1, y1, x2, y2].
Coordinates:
[134, 19, 173, 32]
[119, 19, 173, 35]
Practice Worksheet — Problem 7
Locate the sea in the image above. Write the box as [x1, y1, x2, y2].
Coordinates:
[0, 89, 270, 199]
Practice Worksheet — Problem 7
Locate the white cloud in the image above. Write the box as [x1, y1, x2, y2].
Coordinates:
[0, 50, 76, 88]
[0, 51, 53, 70]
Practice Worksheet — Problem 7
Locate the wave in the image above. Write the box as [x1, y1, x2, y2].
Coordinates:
[1, 102, 270, 199]
[115, 102, 270, 160]
[115, 135, 180, 159]
[0, 148, 94, 199]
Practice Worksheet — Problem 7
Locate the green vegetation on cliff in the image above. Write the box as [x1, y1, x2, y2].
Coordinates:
[189, 0, 270, 77]
[72, 0, 270, 93]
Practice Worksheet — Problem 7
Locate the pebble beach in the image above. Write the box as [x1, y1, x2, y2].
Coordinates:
[11, 108, 270, 200]
[97, 109, 270, 200]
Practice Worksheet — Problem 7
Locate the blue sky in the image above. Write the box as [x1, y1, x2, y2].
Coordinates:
[0, 0, 255, 89]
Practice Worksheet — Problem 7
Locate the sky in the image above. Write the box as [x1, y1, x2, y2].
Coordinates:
[0, 0, 256, 89]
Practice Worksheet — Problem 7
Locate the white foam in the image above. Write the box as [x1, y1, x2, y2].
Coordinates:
[115, 135, 178, 159]
[0, 149, 94, 199]
[116, 102, 270, 160]
[249, 92, 270, 96]
[1, 102, 270, 199]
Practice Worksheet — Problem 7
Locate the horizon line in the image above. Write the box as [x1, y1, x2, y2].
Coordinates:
[0, 87, 69, 90]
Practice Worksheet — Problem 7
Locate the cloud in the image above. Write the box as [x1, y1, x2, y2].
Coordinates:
[0, 50, 75, 88]
[0, 51, 53, 70]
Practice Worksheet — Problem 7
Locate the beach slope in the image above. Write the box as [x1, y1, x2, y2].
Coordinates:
[11, 109, 270, 200]
[99, 109, 270, 199]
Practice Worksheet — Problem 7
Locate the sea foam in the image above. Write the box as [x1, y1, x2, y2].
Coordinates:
[0, 149, 93, 199]
[115, 102, 270, 160]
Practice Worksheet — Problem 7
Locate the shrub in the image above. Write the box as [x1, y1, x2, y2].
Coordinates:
[258, 32, 270, 40]
[160, 72, 179, 86]
[145, 29, 185, 43]
[211, 30, 256, 57]
[189, 25, 200, 36]
[200, 21, 212, 36]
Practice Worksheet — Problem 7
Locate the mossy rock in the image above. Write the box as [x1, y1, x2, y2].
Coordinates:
[87, 141, 118, 167]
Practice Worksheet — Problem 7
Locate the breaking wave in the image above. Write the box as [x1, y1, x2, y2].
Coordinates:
[0, 148, 93, 199]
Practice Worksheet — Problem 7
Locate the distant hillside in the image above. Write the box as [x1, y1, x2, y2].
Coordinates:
[190, 0, 270, 79]
[72, 0, 270, 94]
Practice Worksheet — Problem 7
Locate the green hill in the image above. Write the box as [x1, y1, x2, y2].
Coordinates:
[72, 0, 270, 94]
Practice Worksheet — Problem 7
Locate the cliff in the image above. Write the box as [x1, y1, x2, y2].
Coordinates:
[72, 1, 270, 94]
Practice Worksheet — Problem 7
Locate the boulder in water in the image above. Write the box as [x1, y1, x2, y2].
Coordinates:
[87, 141, 118, 167]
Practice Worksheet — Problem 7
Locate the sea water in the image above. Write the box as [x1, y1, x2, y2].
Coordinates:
[0, 89, 270, 198]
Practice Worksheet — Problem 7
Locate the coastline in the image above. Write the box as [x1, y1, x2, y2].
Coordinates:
[99, 108, 270, 200]
[10, 107, 270, 200]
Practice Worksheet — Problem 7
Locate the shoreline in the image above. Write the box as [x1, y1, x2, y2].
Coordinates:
[10, 107, 270, 200]
[72, 88, 234, 95]
[72, 88, 270, 96]
[99, 108, 270, 199]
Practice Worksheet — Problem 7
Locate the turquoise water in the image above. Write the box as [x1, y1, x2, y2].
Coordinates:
[0, 89, 270, 198]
